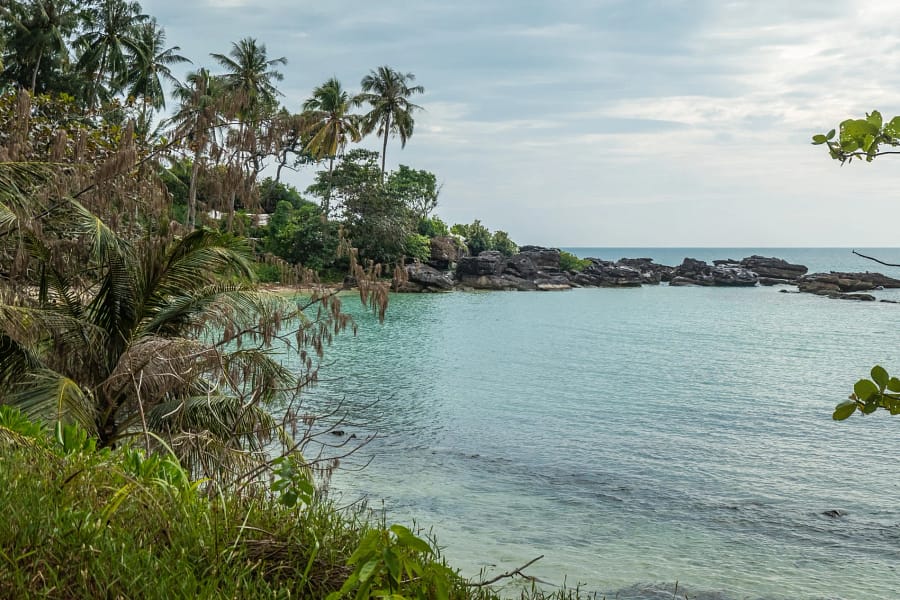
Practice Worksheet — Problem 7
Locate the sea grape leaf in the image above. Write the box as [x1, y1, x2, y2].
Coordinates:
[871, 365, 889, 389]
[854, 379, 879, 401]
[833, 400, 857, 421]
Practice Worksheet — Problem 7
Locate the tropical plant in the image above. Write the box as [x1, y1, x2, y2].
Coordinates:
[386, 164, 440, 220]
[0, 0, 83, 94]
[302, 77, 361, 213]
[211, 37, 285, 122]
[123, 18, 189, 121]
[356, 66, 424, 177]
[76, 0, 149, 108]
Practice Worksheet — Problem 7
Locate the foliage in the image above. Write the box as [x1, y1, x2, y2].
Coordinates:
[263, 200, 340, 271]
[812, 109, 900, 164]
[356, 66, 425, 175]
[418, 216, 449, 238]
[559, 251, 590, 272]
[834, 365, 900, 420]
[491, 231, 517, 257]
[258, 177, 307, 212]
[404, 233, 432, 263]
[387, 164, 440, 220]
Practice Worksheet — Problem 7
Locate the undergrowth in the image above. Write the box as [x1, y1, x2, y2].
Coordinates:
[0, 407, 597, 599]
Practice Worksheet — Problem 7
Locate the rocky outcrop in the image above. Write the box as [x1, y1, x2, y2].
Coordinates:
[617, 258, 674, 283]
[739, 255, 807, 284]
[455, 247, 572, 291]
[571, 260, 643, 287]
[670, 258, 758, 287]
[395, 263, 454, 292]
[428, 236, 466, 270]
[798, 272, 900, 297]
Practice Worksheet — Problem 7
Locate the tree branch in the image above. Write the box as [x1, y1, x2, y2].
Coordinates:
[852, 250, 900, 268]
[465, 555, 544, 587]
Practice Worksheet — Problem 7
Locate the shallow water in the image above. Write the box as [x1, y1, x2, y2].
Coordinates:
[291, 249, 900, 600]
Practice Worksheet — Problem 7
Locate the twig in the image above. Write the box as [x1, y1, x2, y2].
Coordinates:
[852, 250, 900, 268]
[465, 555, 544, 587]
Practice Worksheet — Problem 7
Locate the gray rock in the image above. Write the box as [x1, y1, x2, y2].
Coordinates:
[740, 255, 808, 280]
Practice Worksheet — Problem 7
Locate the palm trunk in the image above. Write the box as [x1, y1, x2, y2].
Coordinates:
[324, 155, 335, 216]
[188, 148, 201, 227]
[30, 47, 43, 94]
[380, 112, 391, 182]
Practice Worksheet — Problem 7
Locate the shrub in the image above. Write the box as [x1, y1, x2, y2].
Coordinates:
[559, 250, 590, 272]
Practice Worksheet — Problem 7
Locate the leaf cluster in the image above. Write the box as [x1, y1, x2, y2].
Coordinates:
[834, 365, 900, 420]
[812, 110, 900, 164]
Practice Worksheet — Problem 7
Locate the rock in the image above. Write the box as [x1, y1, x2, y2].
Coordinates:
[456, 251, 505, 277]
[670, 258, 757, 286]
[572, 260, 643, 287]
[618, 258, 674, 283]
[880, 299, 900, 304]
[517, 246, 562, 271]
[758, 277, 794, 286]
[429, 236, 466, 270]
[740, 256, 808, 280]
[399, 263, 454, 292]
[798, 271, 900, 297]
[822, 509, 848, 518]
[836, 293, 876, 301]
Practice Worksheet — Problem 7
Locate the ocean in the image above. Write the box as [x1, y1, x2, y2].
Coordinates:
[294, 248, 900, 600]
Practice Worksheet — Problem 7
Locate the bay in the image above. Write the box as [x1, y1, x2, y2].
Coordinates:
[293, 248, 900, 600]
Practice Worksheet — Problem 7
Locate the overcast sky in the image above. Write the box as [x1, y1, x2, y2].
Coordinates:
[143, 0, 900, 247]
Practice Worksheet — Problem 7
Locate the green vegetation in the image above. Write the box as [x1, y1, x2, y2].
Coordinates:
[559, 251, 590, 272]
[451, 220, 519, 256]
[813, 111, 900, 420]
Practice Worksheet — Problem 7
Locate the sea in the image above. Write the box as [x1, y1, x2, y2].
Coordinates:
[292, 248, 900, 600]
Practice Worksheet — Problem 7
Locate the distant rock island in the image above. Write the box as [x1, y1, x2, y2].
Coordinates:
[393, 241, 900, 302]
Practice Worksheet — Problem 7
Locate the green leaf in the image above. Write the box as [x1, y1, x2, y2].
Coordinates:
[884, 116, 900, 138]
[812, 134, 827, 145]
[358, 558, 380, 583]
[867, 110, 883, 130]
[383, 547, 401, 581]
[826, 129, 836, 140]
[840, 140, 859, 153]
[833, 400, 857, 420]
[863, 133, 876, 152]
[390, 525, 433, 554]
[854, 379, 879, 401]
[871, 366, 889, 389]
[886, 377, 900, 392]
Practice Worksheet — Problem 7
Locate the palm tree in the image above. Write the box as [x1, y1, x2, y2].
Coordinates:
[0, 0, 81, 94]
[75, 0, 148, 108]
[356, 66, 424, 178]
[210, 37, 286, 229]
[302, 77, 362, 213]
[0, 188, 302, 476]
[211, 37, 286, 123]
[168, 68, 225, 227]
[124, 19, 189, 114]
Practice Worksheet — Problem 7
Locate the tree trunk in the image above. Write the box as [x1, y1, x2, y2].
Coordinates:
[380, 112, 390, 182]
[324, 155, 335, 216]
[30, 47, 43, 94]
[188, 148, 201, 227]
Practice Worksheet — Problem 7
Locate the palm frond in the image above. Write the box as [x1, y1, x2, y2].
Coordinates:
[7, 368, 97, 433]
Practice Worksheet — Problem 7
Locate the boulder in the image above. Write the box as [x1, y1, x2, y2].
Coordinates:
[456, 251, 505, 277]
[517, 246, 562, 271]
[617, 258, 674, 284]
[429, 236, 466, 270]
[671, 258, 757, 287]
[798, 271, 900, 295]
[402, 263, 454, 292]
[571, 260, 643, 287]
[740, 255, 808, 280]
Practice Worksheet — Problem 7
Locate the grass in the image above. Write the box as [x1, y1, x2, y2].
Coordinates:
[0, 413, 605, 599]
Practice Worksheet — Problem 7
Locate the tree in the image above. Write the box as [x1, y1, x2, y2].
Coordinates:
[123, 18, 189, 122]
[386, 164, 440, 220]
[356, 66, 424, 178]
[814, 110, 900, 420]
[0, 0, 83, 95]
[76, 0, 149, 108]
[302, 77, 361, 213]
[211, 37, 287, 230]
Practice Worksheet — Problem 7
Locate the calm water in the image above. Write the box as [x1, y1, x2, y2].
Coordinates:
[292, 248, 900, 600]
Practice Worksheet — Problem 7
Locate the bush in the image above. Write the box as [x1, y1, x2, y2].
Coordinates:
[418, 216, 449, 238]
[559, 250, 590, 272]
[404, 233, 432, 263]
[491, 231, 518, 256]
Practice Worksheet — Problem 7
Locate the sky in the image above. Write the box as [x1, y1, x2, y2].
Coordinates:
[143, 0, 900, 247]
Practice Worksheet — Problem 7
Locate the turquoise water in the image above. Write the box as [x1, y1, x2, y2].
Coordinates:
[295, 249, 900, 600]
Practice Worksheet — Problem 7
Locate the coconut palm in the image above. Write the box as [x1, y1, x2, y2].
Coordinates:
[0, 175, 304, 476]
[0, 0, 82, 94]
[124, 19, 189, 113]
[302, 77, 362, 213]
[168, 68, 225, 227]
[356, 66, 424, 178]
[211, 37, 286, 122]
[76, 0, 148, 108]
